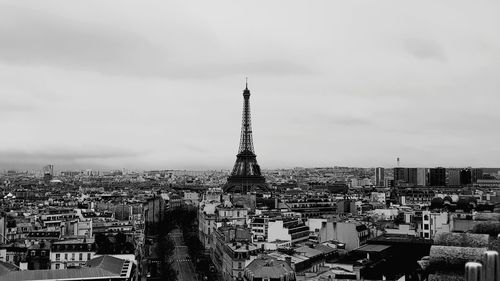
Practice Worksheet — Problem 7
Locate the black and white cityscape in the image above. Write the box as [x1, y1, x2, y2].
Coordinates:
[1, 1, 500, 281]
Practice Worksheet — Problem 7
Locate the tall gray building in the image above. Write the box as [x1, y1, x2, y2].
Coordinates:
[447, 168, 461, 186]
[375, 167, 384, 187]
[417, 168, 427, 186]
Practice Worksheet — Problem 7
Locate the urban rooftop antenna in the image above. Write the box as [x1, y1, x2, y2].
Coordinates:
[397, 157, 400, 167]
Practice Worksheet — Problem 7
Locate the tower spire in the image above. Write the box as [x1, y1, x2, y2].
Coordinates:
[223, 83, 268, 193]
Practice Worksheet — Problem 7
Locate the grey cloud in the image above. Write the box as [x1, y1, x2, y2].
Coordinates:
[0, 5, 311, 79]
[0, 147, 140, 161]
[404, 37, 446, 62]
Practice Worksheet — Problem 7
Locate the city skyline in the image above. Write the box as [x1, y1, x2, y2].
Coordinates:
[1, 1, 500, 170]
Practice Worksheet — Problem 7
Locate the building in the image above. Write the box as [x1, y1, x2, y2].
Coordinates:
[416, 168, 427, 186]
[429, 168, 446, 187]
[267, 218, 309, 246]
[211, 226, 260, 278]
[460, 169, 472, 185]
[375, 167, 384, 187]
[143, 194, 169, 237]
[50, 239, 96, 269]
[244, 256, 296, 281]
[407, 168, 418, 186]
[222, 241, 261, 281]
[224, 83, 269, 193]
[472, 168, 483, 183]
[447, 169, 461, 186]
[416, 211, 450, 239]
[26, 242, 51, 270]
[0, 255, 134, 281]
[394, 167, 407, 187]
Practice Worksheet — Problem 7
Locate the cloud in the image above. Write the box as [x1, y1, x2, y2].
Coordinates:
[0, 4, 312, 79]
[0, 1, 499, 169]
[404, 37, 446, 62]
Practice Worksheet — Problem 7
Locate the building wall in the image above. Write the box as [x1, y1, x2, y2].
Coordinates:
[50, 251, 95, 269]
[417, 168, 427, 186]
[267, 220, 291, 243]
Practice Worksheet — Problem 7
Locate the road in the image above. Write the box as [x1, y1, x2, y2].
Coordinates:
[169, 228, 198, 281]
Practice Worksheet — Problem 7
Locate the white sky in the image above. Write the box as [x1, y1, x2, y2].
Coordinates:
[0, 0, 499, 170]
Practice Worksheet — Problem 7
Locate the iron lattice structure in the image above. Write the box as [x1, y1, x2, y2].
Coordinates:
[224, 83, 269, 193]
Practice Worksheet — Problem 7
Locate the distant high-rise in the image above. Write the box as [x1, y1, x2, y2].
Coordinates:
[394, 167, 407, 187]
[43, 165, 54, 183]
[460, 168, 472, 185]
[43, 165, 54, 176]
[416, 168, 427, 186]
[223, 82, 269, 193]
[447, 169, 461, 186]
[429, 167, 446, 186]
[375, 167, 384, 186]
[472, 168, 483, 183]
[407, 168, 418, 186]
[393, 167, 417, 187]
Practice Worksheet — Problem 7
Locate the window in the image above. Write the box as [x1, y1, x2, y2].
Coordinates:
[71, 253, 75, 260]
[87, 253, 91, 260]
[56, 254, 60, 261]
[55, 264, 60, 269]
[31, 251, 36, 256]
[41, 251, 46, 256]
[79, 253, 83, 260]
[424, 233, 430, 238]
[238, 262, 242, 269]
[424, 224, 429, 230]
[65, 253, 68, 260]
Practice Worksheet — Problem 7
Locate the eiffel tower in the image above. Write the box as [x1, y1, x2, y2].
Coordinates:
[223, 81, 269, 193]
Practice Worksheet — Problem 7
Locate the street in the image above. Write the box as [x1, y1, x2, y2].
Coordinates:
[169, 228, 198, 281]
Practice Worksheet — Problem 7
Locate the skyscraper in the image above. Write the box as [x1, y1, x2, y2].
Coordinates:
[472, 168, 483, 183]
[223, 82, 269, 193]
[460, 168, 472, 185]
[447, 169, 461, 186]
[407, 168, 418, 186]
[375, 167, 384, 187]
[394, 167, 407, 187]
[429, 167, 446, 187]
[416, 168, 427, 186]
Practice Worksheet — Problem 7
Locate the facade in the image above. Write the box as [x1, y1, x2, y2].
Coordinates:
[267, 219, 309, 246]
[418, 211, 450, 239]
[0, 255, 133, 281]
[447, 169, 461, 186]
[472, 168, 483, 183]
[375, 167, 384, 187]
[50, 239, 96, 269]
[460, 168, 472, 185]
[222, 242, 260, 281]
[244, 256, 296, 281]
[26, 242, 51, 270]
[143, 194, 169, 237]
[429, 167, 446, 187]
[393, 167, 407, 187]
[416, 168, 427, 186]
[333, 222, 370, 251]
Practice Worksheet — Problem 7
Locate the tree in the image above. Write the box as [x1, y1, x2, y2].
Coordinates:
[95, 233, 109, 254]
[472, 222, 500, 236]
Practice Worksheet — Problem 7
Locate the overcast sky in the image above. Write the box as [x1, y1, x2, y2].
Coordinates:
[0, 1, 499, 171]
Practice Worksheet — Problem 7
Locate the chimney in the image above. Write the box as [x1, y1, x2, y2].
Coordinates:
[465, 261, 482, 281]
